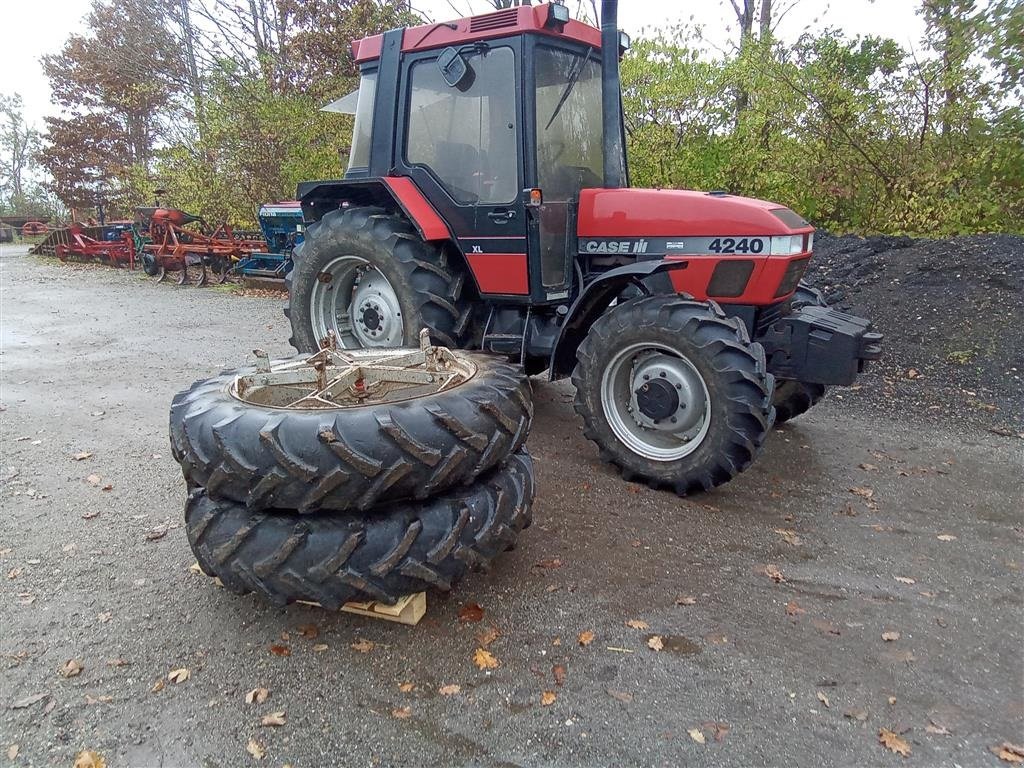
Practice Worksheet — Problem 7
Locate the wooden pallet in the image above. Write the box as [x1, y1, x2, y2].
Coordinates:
[297, 592, 427, 626]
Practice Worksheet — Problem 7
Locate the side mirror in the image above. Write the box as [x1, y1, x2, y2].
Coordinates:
[437, 47, 474, 90]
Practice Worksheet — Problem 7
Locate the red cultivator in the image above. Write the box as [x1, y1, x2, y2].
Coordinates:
[138, 208, 267, 285]
[55, 223, 135, 268]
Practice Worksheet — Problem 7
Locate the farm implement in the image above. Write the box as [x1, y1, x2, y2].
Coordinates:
[54, 222, 135, 268]
[136, 207, 267, 285]
[231, 201, 304, 281]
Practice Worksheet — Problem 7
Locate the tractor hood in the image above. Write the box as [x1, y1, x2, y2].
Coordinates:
[577, 188, 813, 239]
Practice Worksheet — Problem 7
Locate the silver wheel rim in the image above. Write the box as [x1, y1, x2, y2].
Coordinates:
[310, 256, 404, 349]
[599, 342, 712, 461]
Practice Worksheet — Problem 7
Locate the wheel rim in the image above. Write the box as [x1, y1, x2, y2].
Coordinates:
[600, 342, 712, 461]
[310, 256, 404, 349]
[232, 342, 476, 410]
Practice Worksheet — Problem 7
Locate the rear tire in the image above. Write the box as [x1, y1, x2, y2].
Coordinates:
[572, 296, 775, 495]
[286, 207, 471, 353]
[186, 449, 535, 608]
[771, 281, 829, 424]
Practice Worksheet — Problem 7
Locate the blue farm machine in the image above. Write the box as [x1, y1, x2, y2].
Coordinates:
[232, 201, 304, 282]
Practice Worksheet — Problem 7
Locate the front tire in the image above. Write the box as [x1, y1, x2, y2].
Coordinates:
[572, 296, 775, 495]
[286, 207, 471, 353]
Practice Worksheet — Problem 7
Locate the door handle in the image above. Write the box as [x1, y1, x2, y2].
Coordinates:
[487, 209, 516, 224]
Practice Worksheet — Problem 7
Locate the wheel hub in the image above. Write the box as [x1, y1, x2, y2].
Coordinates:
[634, 377, 679, 421]
[629, 355, 704, 434]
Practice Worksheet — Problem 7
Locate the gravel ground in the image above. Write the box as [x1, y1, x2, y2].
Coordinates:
[807, 234, 1024, 433]
[1, 246, 1022, 768]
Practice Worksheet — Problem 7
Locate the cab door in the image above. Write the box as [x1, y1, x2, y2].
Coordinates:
[394, 40, 531, 297]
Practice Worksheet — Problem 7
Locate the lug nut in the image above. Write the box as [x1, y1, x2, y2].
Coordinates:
[671, 417, 677, 423]
[659, 372, 666, 378]
[675, 383, 682, 389]
[643, 374, 650, 380]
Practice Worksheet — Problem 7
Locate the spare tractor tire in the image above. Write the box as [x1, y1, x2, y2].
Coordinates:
[169, 349, 532, 513]
[186, 449, 535, 608]
[772, 281, 829, 424]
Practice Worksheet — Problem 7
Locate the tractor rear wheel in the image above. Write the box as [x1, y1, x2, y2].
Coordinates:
[286, 207, 471, 353]
[772, 281, 829, 424]
[185, 449, 535, 608]
[572, 296, 775, 495]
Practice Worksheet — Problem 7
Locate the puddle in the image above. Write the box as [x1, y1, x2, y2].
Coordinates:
[648, 634, 702, 656]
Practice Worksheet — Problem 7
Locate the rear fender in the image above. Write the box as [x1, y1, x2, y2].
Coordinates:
[549, 260, 688, 380]
[296, 177, 452, 242]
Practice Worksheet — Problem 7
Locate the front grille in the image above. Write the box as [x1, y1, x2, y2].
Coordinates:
[469, 9, 519, 31]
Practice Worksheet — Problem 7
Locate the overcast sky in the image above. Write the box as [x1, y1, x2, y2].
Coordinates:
[0, 0, 926, 129]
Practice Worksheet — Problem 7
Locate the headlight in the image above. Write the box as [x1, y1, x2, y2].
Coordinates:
[770, 235, 804, 255]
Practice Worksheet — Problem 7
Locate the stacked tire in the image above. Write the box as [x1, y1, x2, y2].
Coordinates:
[168, 352, 535, 609]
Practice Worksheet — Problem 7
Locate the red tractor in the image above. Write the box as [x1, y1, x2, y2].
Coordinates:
[285, 1, 881, 495]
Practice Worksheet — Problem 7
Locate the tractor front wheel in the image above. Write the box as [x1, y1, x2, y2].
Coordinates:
[572, 296, 775, 495]
[286, 207, 471, 353]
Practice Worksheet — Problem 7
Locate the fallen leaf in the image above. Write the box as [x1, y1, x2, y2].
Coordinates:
[540, 691, 556, 706]
[245, 738, 265, 760]
[936, 534, 957, 542]
[167, 667, 190, 684]
[438, 684, 461, 696]
[269, 644, 291, 657]
[473, 648, 499, 670]
[96, 611, 112, 623]
[688, 728, 706, 744]
[296, 624, 318, 639]
[42, 698, 56, 715]
[625, 619, 649, 630]
[535, 558, 562, 569]
[7, 744, 18, 760]
[260, 711, 286, 727]
[843, 707, 869, 722]
[81, 510, 100, 520]
[850, 486, 875, 499]
[811, 619, 842, 636]
[246, 688, 269, 705]
[72, 452, 93, 461]
[577, 630, 595, 646]
[817, 691, 831, 708]
[888, 696, 897, 705]
[312, 643, 329, 652]
[10, 692, 46, 709]
[894, 576, 916, 584]
[763, 564, 785, 582]
[59, 659, 83, 678]
[475, 627, 499, 647]
[785, 600, 806, 616]
[398, 682, 415, 693]
[458, 603, 485, 623]
[706, 722, 731, 742]
[774, 528, 802, 546]
[391, 706, 412, 719]
[647, 635, 664, 651]
[858, 462, 878, 471]
[881, 631, 901, 642]
[675, 595, 697, 606]
[73, 751, 106, 768]
[86, 474, 102, 486]
[879, 728, 911, 756]
[906, 368, 920, 379]
[150, 679, 165, 693]
[607, 689, 633, 703]
[84, 694, 113, 705]
[7, 568, 22, 579]
[925, 722, 950, 736]
[991, 742, 1024, 763]
[143, 525, 167, 541]
[552, 664, 566, 686]
[350, 639, 374, 653]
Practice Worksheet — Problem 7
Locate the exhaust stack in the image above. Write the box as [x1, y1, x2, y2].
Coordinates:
[600, 0, 625, 189]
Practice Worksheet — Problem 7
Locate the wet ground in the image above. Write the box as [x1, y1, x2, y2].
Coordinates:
[1, 246, 1022, 767]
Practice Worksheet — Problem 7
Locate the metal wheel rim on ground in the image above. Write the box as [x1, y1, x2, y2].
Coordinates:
[600, 342, 712, 461]
[310, 256, 403, 349]
[231, 335, 477, 410]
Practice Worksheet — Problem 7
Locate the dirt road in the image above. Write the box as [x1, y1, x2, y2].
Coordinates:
[2, 246, 1021, 767]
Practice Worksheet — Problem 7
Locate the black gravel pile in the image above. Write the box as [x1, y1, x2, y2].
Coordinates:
[805, 233, 1024, 433]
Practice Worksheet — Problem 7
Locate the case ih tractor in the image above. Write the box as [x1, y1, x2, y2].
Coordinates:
[285, 0, 882, 495]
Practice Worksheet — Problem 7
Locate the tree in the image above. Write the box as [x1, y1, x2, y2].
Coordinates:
[0, 94, 40, 206]
[39, 0, 186, 211]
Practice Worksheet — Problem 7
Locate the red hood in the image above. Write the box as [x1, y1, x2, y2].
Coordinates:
[577, 188, 812, 238]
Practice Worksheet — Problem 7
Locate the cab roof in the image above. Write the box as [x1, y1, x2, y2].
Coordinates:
[352, 3, 601, 64]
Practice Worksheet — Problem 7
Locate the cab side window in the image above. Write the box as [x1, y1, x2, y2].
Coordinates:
[405, 47, 518, 205]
